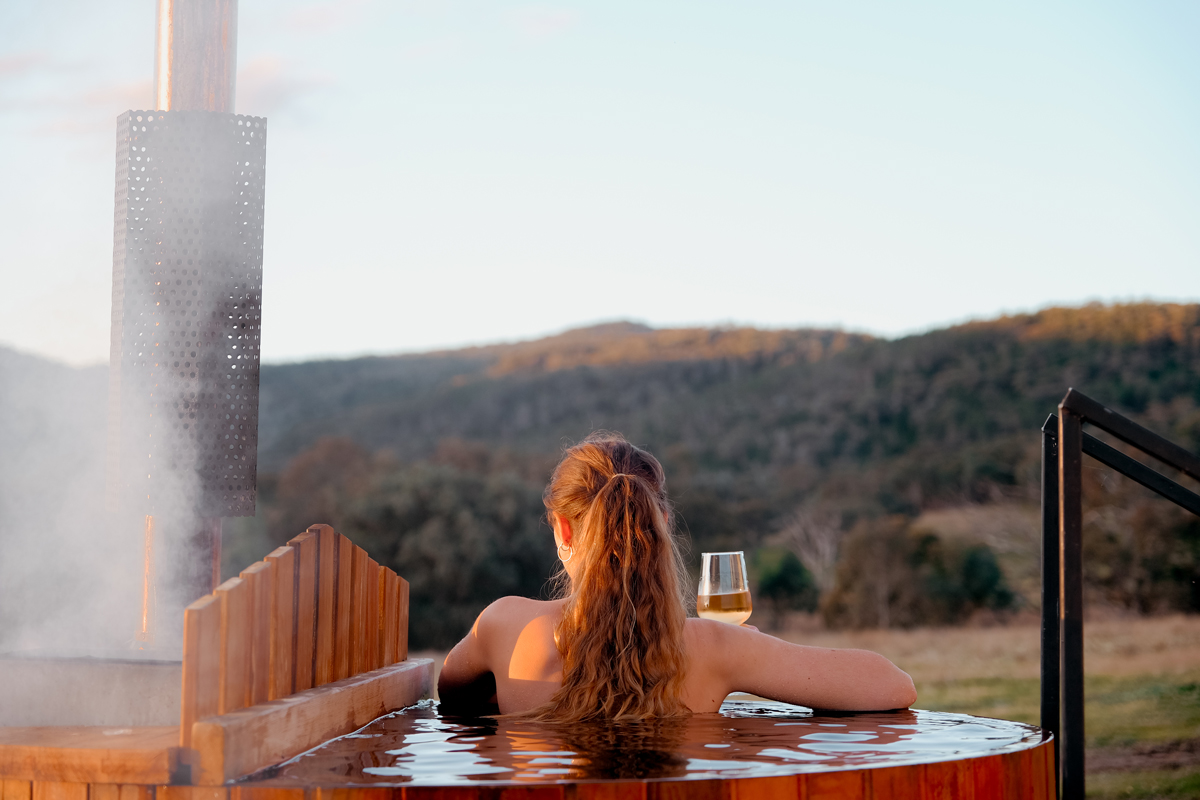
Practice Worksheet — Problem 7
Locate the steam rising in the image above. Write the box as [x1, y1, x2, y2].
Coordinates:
[0, 346, 206, 658]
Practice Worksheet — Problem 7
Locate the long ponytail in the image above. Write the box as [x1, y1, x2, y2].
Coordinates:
[534, 433, 690, 722]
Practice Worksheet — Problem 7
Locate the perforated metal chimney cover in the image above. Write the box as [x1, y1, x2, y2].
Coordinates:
[108, 110, 266, 518]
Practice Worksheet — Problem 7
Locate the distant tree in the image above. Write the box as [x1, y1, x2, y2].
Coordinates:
[753, 548, 818, 630]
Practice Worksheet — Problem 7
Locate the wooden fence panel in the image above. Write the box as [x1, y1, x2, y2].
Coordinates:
[362, 557, 380, 672]
[216, 577, 251, 715]
[239, 560, 273, 706]
[349, 548, 368, 676]
[334, 535, 354, 682]
[290, 532, 318, 692]
[180, 594, 221, 747]
[264, 545, 295, 700]
[397, 576, 410, 662]
[314, 526, 337, 687]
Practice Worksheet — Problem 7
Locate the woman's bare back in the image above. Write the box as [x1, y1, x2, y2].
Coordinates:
[438, 596, 916, 716]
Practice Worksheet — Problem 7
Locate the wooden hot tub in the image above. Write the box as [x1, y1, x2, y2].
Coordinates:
[244, 697, 1054, 799]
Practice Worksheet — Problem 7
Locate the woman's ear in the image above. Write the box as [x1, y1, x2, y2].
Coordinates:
[554, 512, 573, 547]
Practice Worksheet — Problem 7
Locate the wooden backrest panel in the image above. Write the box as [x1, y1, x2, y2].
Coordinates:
[292, 532, 318, 692]
[216, 577, 251, 716]
[264, 545, 295, 700]
[179, 525, 411, 747]
[240, 560, 273, 706]
[180, 595, 220, 747]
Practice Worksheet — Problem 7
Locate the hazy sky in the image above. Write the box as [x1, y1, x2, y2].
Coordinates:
[2, 1, 1198, 365]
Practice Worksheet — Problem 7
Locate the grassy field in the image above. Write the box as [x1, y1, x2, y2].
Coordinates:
[778, 613, 1200, 798]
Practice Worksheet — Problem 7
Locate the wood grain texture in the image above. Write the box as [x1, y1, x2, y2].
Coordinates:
[190, 658, 433, 785]
[334, 535, 353, 682]
[264, 546, 296, 701]
[240, 561, 274, 707]
[866, 764, 919, 800]
[349, 548, 369, 677]
[216, 578, 251, 715]
[804, 771, 864, 800]
[2, 782, 32, 800]
[180, 595, 221, 748]
[30, 783, 87, 800]
[117, 787, 154, 800]
[380, 571, 397, 666]
[289, 533, 317, 693]
[363, 558, 380, 672]
[572, 785, 647, 800]
[156, 787, 226, 800]
[0, 728, 179, 785]
[396, 577, 410, 662]
[729, 776, 799, 800]
[646, 780, 723, 800]
[229, 788, 305, 800]
[314, 526, 337, 687]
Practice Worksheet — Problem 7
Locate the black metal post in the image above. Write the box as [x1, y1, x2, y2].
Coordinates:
[1058, 407, 1085, 800]
[1040, 416, 1060, 796]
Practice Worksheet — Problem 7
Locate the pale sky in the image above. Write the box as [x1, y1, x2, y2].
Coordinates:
[2, 1, 1198, 366]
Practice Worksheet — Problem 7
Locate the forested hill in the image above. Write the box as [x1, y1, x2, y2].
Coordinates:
[247, 303, 1200, 647]
[259, 302, 1200, 519]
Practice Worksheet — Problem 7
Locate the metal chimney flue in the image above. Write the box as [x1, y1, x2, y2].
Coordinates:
[108, 0, 266, 625]
[155, 0, 238, 112]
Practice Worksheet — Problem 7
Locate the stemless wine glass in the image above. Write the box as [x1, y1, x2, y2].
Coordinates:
[697, 551, 752, 625]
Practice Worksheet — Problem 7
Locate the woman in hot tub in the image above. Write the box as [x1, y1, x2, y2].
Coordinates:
[438, 432, 916, 721]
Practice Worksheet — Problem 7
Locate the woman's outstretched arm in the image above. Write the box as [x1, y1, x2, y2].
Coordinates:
[438, 610, 500, 715]
[695, 619, 916, 711]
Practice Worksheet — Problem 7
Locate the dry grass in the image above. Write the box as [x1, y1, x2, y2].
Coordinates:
[775, 612, 1200, 683]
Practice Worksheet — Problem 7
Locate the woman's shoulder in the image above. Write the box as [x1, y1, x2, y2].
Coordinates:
[478, 596, 566, 629]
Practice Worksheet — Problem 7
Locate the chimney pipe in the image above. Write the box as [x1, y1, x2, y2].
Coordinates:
[154, 0, 238, 112]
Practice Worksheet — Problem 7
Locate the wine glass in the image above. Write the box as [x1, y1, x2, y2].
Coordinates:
[697, 551, 752, 625]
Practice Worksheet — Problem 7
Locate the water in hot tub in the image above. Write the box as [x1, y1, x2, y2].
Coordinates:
[258, 698, 1046, 784]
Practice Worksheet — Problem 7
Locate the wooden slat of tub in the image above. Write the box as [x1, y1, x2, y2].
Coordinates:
[315, 788, 396, 800]
[230, 788, 306, 800]
[190, 658, 433, 785]
[573, 785, 647, 800]
[924, 759, 972, 800]
[867, 764, 920, 800]
[157, 787, 227, 800]
[646, 780, 722, 800]
[216, 577, 251, 715]
[969, 755, 1005, 800]
[289, 532, 318, 692]
[380, 570, 397, 665]
[349, 548, 369, 676]
[334, 535, 354, 682]
[396, 575, 410, 662]
[265, 545, 296, 700]
[727, 775, 799, 800]
[240, 560, 273, 706]
[362, 557, 380, 671]
[2, 781, 32, 800]
[314, 526, 338, 687]
[89, 785, 118, 800]
[804, 771, 865, 800]
[122, 786, 153, 800]
[30, 783, 86, 800]
[180, 594, 221, 748]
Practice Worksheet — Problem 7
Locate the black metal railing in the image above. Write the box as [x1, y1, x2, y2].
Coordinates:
[1041, 388, 1200, 799]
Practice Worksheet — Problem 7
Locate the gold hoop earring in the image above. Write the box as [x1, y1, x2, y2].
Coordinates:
[558, 543, 574, 564]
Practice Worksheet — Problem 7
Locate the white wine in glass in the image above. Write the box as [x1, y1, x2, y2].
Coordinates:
[697, 551, 752, 625]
